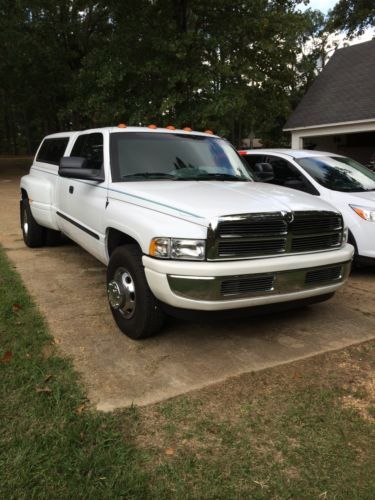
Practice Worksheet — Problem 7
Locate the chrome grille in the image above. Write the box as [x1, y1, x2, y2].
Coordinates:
[305, 266, 342, 285]
[207, 211, 343, 261]
[221, 274, 274, 296]
[292, 213, 342, 234]
[218, 219, 287, 237]
[218, 239, 286, 257]
[291, 233, 342, 252]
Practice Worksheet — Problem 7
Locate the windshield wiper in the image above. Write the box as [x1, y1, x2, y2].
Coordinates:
[175, 173, 249, 181]
[121, 172, 176, 180]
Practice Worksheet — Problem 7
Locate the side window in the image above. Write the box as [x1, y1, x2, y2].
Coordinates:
[266, 156, 308, 191]
[36, 138, 69, 165]
[71, 133, 103, 170]
[242, 155, 265, 174]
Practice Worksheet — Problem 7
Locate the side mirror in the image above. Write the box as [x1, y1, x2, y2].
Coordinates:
[58, 157, 104, 182]
[254, 162, 274, 182]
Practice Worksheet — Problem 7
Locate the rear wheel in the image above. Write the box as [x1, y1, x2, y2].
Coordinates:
[107, 244, 165, 339]
[20, 198, 45, 247]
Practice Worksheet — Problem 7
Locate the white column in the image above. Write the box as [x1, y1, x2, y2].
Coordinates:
[291, 133, 303, 149]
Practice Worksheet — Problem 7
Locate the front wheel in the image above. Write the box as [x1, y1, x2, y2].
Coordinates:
[107, 244, 165, 339]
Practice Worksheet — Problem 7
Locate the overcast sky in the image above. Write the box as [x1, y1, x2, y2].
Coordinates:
[303, 0, 337, 14]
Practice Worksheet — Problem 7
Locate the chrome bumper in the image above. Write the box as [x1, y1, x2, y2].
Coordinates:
[167, 261, 351, 301]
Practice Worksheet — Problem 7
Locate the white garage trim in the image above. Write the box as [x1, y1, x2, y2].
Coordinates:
[289, 119, 375, 150]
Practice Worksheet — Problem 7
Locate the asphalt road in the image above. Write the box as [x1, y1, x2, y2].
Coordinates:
[1, 157, 374, 410]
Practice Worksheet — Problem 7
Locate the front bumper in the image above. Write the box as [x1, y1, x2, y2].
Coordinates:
[143, 244, 354, 311]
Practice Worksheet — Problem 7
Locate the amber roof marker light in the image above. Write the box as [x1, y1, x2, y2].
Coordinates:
[183, 127, 192, 132]
[117, 123, 127, 128]
[148, 124, 158, 129]
[166, 125, 176, 130]
[205, 130, 214, 135]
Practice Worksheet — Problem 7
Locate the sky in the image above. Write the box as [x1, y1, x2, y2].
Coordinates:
[300, 0, 375, 47]
[304, 0, 337, 14]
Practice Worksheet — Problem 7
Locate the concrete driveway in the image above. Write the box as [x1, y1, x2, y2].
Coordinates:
[1, 157, 375, 411]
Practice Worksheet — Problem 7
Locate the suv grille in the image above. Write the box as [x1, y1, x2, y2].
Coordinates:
[207, 211, 343, 260]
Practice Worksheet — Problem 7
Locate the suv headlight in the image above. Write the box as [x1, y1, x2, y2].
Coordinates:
[149, 238, 206, 260]
[350, 205, 375, 222]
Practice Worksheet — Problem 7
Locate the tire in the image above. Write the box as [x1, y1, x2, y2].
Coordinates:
[107, 244, 165, 339]
[45, 228, 61, 246]
[20, 198, 45, 248]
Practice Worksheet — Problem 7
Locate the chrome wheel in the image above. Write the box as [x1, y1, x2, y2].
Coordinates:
[107, 267, 136, 319]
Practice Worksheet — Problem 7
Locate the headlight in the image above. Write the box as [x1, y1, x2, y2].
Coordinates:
[149, 238, 206, 260]
[350, 205, 375, 222]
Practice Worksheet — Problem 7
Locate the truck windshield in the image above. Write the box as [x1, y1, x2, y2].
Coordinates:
[296, 156, 375, 192]
[110, 132, 253, 182]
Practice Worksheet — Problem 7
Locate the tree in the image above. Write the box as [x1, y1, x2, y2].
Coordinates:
[328, 0, 375, 36]
[0, 0, 328, 153]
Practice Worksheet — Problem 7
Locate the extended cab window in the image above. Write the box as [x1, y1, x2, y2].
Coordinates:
[36, 137, 69, 165]
[71, 133, 103, 170]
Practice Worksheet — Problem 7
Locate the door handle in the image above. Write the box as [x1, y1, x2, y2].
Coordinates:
[69, 186, 74, 194]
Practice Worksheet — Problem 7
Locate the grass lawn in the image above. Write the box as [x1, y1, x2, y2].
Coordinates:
[1, 246, 374, 499]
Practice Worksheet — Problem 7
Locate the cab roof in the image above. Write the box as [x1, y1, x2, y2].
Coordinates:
[44, 126, 218, 140]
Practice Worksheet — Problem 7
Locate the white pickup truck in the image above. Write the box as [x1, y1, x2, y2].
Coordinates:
[20, 126, 354, 339]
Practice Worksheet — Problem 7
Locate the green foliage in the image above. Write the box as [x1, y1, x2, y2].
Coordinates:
[327, 0, 375, 36]
[0, 0, 325, 152]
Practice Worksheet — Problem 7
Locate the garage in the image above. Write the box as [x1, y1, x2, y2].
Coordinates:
[284, 39, 375, 168]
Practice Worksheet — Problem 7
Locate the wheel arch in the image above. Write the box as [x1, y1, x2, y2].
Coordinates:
[348, 229, 358, 254]
[106, 227, 142, 257]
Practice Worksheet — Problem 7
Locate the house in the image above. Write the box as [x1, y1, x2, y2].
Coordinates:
[284, 39, 375, 165]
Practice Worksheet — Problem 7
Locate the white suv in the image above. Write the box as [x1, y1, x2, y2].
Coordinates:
[240, 149, 375, 265]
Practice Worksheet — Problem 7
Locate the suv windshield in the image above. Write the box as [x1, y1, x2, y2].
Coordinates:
[110, 132, 253, 182]
[296, 156, 375, 192]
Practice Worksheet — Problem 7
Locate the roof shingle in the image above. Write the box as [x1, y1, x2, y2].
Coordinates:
[284, 39, 375, 130]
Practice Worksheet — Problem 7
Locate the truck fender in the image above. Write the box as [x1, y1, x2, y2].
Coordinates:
[20, 173, 59, 230]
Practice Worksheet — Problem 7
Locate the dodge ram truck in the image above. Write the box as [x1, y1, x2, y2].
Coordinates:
[20, 126, 354, 339]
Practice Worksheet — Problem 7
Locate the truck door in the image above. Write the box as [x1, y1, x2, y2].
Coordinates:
[56, 131, 108, 262]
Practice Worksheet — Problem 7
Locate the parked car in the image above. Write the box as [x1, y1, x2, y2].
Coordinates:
[20, 130, 353, 339]
[239, 149, 375, 266]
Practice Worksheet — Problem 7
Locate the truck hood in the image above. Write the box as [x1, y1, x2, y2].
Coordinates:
[108, 181, 339, 226]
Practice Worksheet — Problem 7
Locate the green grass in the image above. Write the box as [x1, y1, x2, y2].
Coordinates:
[1, 246, 374, 499]
[0, 248, 149, 498]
